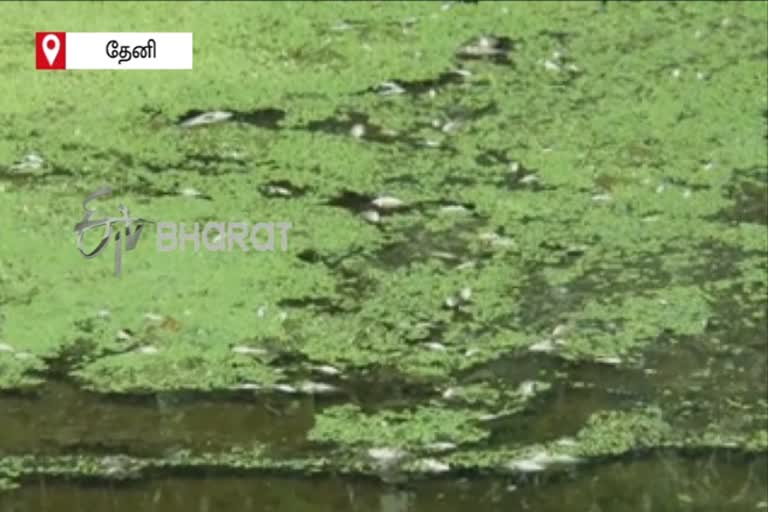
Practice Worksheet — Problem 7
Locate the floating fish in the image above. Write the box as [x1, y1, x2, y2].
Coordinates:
[179, 111, 233, 128]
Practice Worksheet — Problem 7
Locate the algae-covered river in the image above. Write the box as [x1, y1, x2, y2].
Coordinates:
[1, 1, 767, 510]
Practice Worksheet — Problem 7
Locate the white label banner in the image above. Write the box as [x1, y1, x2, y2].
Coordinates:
[66, 32, 193, 70]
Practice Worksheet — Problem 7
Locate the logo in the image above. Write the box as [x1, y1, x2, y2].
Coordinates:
[74, 187, 153, 277]
[74, 187, 292, 278]
[36, 32, 66, 70]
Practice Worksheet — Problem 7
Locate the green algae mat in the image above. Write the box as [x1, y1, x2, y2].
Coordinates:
[1, 1, 767, 510]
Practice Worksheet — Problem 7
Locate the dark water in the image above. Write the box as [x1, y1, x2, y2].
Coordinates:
[1, 453, 765, 511]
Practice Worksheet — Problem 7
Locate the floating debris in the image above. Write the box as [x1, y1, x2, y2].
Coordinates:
[137, 346, 159, 355]
[144, 312, 163, 322]
[179, 110, 233, 128]
[459, 287, 472, 302]
[0, 343, 14, 352]
[14, 352, 34, 360]
[116, 329, 132, 341]
[371, 196, 404, 210]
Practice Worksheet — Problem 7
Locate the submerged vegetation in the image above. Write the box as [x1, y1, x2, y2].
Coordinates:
[0, 0, 766, 509]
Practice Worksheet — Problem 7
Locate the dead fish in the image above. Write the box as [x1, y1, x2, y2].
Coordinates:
[368, 447, 407, 464]
[430, 250, 460, 260]
[234, 383, 263, 391]
[375, 81, 406, 96]
[11, 153, 44, 172]
[263, 185, 292, 197]
[312, 364, 341, 376]
[0, 343, 15, 352]
[179, 111, 233, 128]
[442, 387, 461, 400]
[506, 458, 546, 473]
[528, 339, 556, 353]
[350, 123, 366, 138]
[298, 381, 339, 394]
[371, 196, 404, 210]
[231, 346, 267, 356]
[457, 35, 508, 58]
[445, 287, 472, 309]
[596, 355, 622, 365]
[423, 342, 447, 352]
[424, 442, 457, 452]
[517, 380, 540, 398]
[272, 383, 298, 394]
[116, 329, 133, 341]
[360, 210, 381, 224]
[137, 345, 159, 354]
[180, 187, 202, 197]
[415, 458, 451, 473]
[439, 204, 470, 214]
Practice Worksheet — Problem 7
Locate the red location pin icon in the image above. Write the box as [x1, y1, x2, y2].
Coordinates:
[42, 34, 60, 65]
[36, 32, 66, 69]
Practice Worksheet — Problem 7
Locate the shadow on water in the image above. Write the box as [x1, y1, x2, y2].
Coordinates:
[1, 452, 765, 512]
